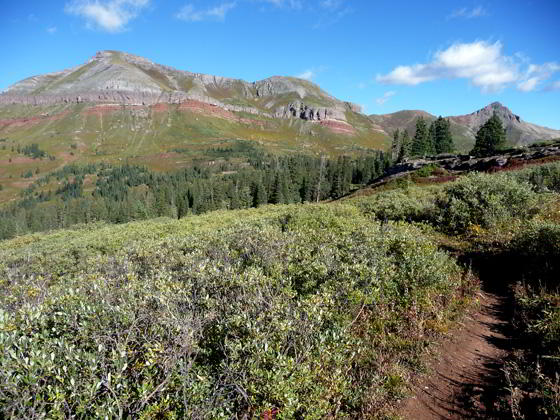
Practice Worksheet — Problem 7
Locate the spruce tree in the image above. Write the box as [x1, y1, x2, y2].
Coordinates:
[427, 122, 436, 156]
[471, 111, 506, 157]
[434, 117, 454, 154]
[411, 117, 428, 157]
[398, 130, 411, 161]
[391, 129, 401, 162]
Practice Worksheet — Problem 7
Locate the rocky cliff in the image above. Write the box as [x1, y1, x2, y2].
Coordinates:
[1, 50, 360, 124]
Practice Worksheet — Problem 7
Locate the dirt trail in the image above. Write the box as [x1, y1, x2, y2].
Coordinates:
[400, 290, 511, 419]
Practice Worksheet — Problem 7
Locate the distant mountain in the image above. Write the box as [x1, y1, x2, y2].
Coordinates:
[448, 102, 560, 146]
[1, 50, 364, 126]
[369, 102, 560, 151]
[0, 51, 388, 178]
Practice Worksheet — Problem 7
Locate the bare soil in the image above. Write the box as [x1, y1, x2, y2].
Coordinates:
[399, 288, 512, 419]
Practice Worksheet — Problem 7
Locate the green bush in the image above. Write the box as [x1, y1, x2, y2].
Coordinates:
[0, 204, 465, 419]
[353, 187, 439, 224]
[509, 220, 560, 287]
[510, 161, 560, 193]
[437, 172, 537, 233]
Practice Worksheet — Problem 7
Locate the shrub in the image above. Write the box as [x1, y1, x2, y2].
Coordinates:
[509, 221, 560, 288]
[353, 186, 440, 224]
[437, 172, 537, 233]
[510, 161, 560, 193]
[0, 204, 466, 419]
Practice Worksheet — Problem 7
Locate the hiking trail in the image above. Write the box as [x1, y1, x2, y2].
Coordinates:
[399, 287, 512, 419]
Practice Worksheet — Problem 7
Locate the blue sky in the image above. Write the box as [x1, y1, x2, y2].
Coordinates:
[1, 0, 559, 128]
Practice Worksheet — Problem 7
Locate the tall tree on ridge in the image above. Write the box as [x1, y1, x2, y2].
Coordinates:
[391, 128, 401, 162]
[471, 111, 506, 157]
[411, 117, 429, 157]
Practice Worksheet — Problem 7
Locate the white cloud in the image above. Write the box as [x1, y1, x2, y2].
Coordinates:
[447, 5, 487, 19]
[297, 70, 314, 80]
[313, 3, 351, 29]
[47, 26, 57, 34]
[296, 65, 327, 81]
[517, 62, 560, 92]
[377, 41, 560, 93]
[65, 0, 150, 32]
[547, 80, 560, 91]
[176, 2, 237, 22]
[256, 0, 302, 9]
[378, 41, 525, 92]
[517, 77, 539, 92]
[375, 91, 396, 105]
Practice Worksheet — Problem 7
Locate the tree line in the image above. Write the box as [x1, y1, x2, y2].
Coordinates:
[0, 149, 390, 240]
[391, 111, 509, 161]
[391, 116, 455, 162]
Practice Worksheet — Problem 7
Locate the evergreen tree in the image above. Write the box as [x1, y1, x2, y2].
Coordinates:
[252, 181, 267, 207]
[270, 173, 284, 204]
[471, 112, 506, 157]
[411, 117, 429, 157]
[391, 129, 401, 162]
[433, 117, 454, 154]
[299, 177, 312, 203]
[398, 130, 411, 161]
[427, 121, 436, 156]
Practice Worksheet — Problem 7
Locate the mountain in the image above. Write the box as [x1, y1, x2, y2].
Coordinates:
[448, 102, 560, 146]
[369, 102, 560, 151]
[3, 50, 361, 120]
[0, 50, 377, 137]
[0, 50, 389, 203]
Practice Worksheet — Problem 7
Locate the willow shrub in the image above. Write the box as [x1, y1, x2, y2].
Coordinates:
[510, 161, 560, 193]
[509, 220, 560, 288]
[499, 221, 560, 418]
[352, 186, 440, 224]
[437, 172, 538, 233]
[0, 205, 465, 419]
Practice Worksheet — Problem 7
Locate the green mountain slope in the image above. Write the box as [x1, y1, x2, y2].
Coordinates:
[0, 51, 389, 202]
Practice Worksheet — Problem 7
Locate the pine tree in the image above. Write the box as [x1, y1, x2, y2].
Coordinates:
[434, 117, 454, 154]
[427, 122, 436, 156]
[391, 129, 401, 162]
[252, 181, 267, 207]
[471, 111, 506, 157]
[411, 117, 429, 157]
[270, 173, 284, 204]
[398, 130, 411, 161]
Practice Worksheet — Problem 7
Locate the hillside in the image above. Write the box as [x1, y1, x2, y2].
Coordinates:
[1, 161, 559, 418]
[369, 102, 560, 151]
[0, 50, 388, 202]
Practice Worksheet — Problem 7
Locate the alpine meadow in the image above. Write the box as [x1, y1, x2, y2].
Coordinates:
[1, 1, 560, 419]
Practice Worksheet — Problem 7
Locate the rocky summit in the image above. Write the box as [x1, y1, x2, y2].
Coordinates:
[370, 102, 560, 149]
[0, 50, 361, 125]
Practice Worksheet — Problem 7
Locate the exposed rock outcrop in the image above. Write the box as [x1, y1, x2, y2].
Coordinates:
[1, 50, 360, 126]
[387, 142, 560, 176]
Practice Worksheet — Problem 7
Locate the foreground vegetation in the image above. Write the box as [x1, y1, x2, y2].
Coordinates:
[1, 204, 472, 418]
[1, 160, 559, 418]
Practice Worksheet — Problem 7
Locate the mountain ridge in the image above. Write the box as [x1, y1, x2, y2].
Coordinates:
[1, 50, 361, 124]
[369, 101, 560, 147]
[1, 50, 558, 159]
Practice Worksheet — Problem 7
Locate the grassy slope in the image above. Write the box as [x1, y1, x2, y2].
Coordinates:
[0, 103, 389, 203]
[1, 161, 559, 418]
